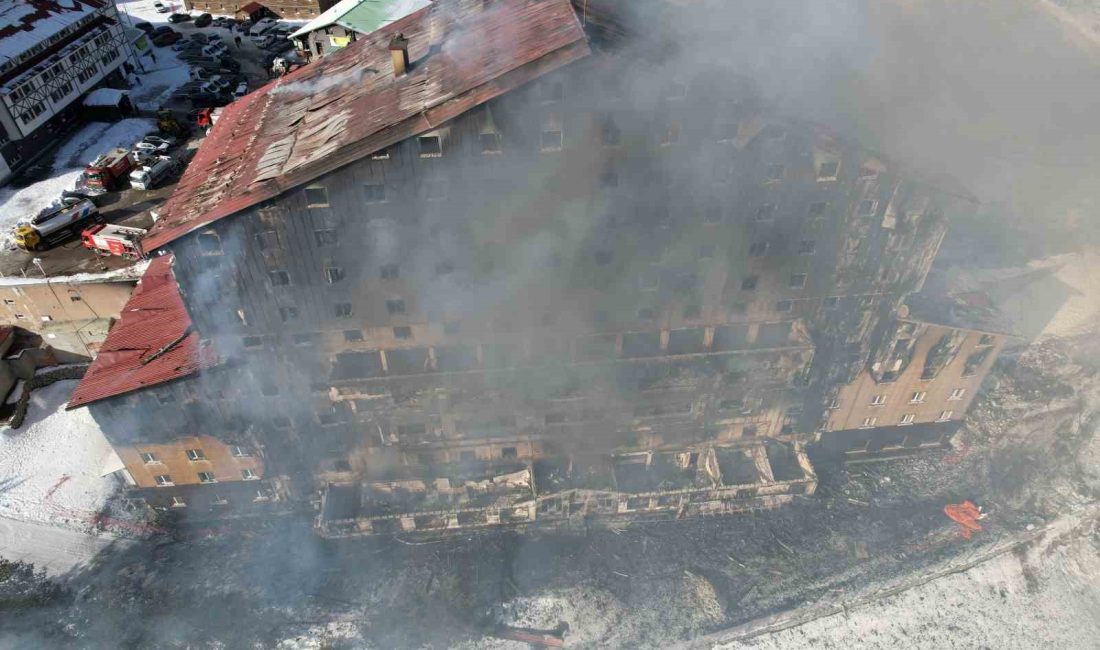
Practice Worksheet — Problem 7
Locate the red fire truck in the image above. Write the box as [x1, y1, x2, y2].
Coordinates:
[81, 224, 147, 259]
[82, 148, 134, 191]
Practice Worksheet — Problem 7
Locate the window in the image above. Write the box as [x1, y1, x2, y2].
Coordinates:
[3, 299, 14, 305]
[937, 410, 954, 422]
[741, 275, 758, 291]
[231, 446, 250, 457]
[828, 399, 841, 410]
[798, 239, 816, 255]
[775, 300, 793, 313]
[479, 132, 501, 154]
[243, 336, 264, 349]
[683, 304, 701, 319]
[67, 291, 81, 302]
[418, 135, 442, 157]
[858, 199, 878, 216]
[197, 231, 222, 255]
[977, 334, 995, 347]
[749, 241, 768, 257]
[304, 186, 329, 207]
[860, 417, 877, 429]
[140, 452, 158, 464]
[789, 273, 807, 289]
[13, 314, 24, 320]
[279, 306, 298, 322]
[198, 471, 216, 483]
[334, 303, 353, 318]
[254, 230, 279, 250]
[808, 202, 827, 218]
[859, 166, 878, 179]
[314, 229, 337, 246]
[753, 204, 776, 221]
[601, 117, 620, 146]
[155, 475, 174, 486]
[380, 264, 399, 279]
[363, 183, 385, 203]
[393, 326, 412, 339]
[501, 446, 518, 459]
[541, 81, 564, 102]
[212, 494, 229, 506]
[870, 394, 886, 406]
[386, 299, 406, 314]
[817, 161, 839, 180]
[541, 129, 563, 151]
[343, 329, 364, 342]
[325, 267, 345, 284]
[637, 307, 656, 320]
[910, 391, 926, 403]
[899, 413, 916, 425]
[659, 121, 680, 146]
[766, 163, 784, 181]
[949, 388, 966, 401]
[293, 333, 319, 346]
[269, 270, 290, 286]
[186, 449, 205, 461]
[171, 496, 187, 508]
[716, 121, 738, 143]
[241, 468, 258, 480]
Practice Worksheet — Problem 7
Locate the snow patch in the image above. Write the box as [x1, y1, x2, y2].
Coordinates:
[0, 380, 121, 532]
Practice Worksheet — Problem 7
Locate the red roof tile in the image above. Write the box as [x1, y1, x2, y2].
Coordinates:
[67, 255, 218, 409]
[141, 0, 588, 252]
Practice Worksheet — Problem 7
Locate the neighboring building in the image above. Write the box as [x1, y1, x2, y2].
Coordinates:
[288, 0, 428, 59]
[71, 0, 977, 534]
[0, 263, 144, 357]
[186, 0, 335, 21]
[0, 0, 132, 183]
[67, 255, 284, 516]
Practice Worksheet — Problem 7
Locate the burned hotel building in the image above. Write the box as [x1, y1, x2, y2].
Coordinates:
[67, 0, 994, 533]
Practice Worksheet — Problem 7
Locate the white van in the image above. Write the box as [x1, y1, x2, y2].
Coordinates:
[249, 18, 276, 37]
[129, 157, 175, 191]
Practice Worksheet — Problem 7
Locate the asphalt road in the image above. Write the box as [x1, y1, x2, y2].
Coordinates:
[0, 516, 138, 578]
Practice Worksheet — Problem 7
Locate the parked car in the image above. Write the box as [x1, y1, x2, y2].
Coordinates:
[204, 76, 232, 93]
[142, 134, 179, 149]
[212, 16, 232, 27]
[194, 13, 212, 27]
[168, 13, 191, 23]
[249, 17, 276, 36]
[152, 25, 173, 36]
[152, 31, 181, 46]
[233, 81, 248, 98]
[207, 34, 223, 45]
[264, 38, 293, 53]
[190, 32, 208, 43]
[153, 1, 169, 13]
[133, 140, 170, 155]
[135, 22, 154, 35]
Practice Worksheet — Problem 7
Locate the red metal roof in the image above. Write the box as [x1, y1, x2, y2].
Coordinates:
[141, 0, 589, 252]
[67, 255, 218, 409]
[236, 1, 264, 13]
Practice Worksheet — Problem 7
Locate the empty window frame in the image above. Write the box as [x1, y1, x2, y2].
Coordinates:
[749, 241, 768, 257]
[269, 270, 290, 286]
[241, 468, 259, 480]
[789, 273, 807, 289]
[231, 446, 250, 457]
[186, 448, 205, 461]
[314, 229, 338, 246]
[155, 475, 174, 486]
[766, 163, 784, 181]
[817, 161, 840, 180]
[937, 410, 954, 422]
[798, 239, 816, 255]
[242, 335, 264, 349]
[753, 204, 776, 221]
[334, 302, 353, 318]
[292, 332, 320, 346]
[386, 299, 406, 314]
[541, 112, 563, 151]
[870, 394, 886, 406]
[393, 326, 412, 339]
[279, 306, 299, 322]
[343, 329, 364, 342]
[860, 417, 877, 429]
[808, 201, 828, 218]
[910, 391, 927, 403]
[741, 275, 759, 291]
[197, 231, 222, 255]
[775, 300, 793, 313]
[198, 471, 216, 483]
[858, 199, 878, 216]
[601, 116, 621, 146]
[899, 413, 915, 425]
[828, 399, 841, 410]
[479, 132, 501, 154]
[949, 388, 966, 400]
[304, 185, 329, 207]
[255, 230, 279, 250]
[418, 135, 442, 157]
[325, 267, 345, 284]
[140, 452, 158, 464]
[380, 263, 399, 280]
[170, 496, 186, 507]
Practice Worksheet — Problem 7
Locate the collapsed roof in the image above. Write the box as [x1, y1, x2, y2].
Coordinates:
[67, 255, 218, 409]
[141, 0, 589, 252]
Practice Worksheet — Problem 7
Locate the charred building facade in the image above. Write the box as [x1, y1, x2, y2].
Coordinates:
[69, 0, 989, 533]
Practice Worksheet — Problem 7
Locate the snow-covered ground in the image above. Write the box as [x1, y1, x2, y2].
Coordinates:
[0, 118, 155, 249]
[0, 381, 121, 532]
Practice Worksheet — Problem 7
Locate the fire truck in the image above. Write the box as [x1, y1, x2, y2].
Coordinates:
[82, 148, 134, 191]
[81, 224, 147, 259]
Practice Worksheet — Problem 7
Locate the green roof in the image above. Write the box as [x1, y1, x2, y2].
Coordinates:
[290, 0, 431, 41]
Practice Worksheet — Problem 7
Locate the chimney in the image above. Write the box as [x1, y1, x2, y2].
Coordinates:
[388, 34, 410, 77]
